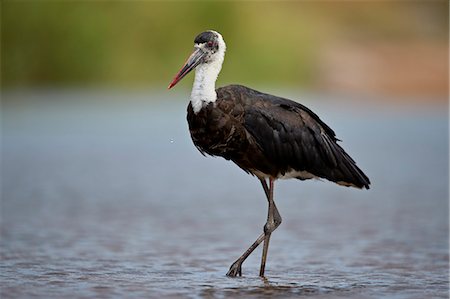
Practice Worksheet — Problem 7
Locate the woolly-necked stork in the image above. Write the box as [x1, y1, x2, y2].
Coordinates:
[168, 30, 370, 277]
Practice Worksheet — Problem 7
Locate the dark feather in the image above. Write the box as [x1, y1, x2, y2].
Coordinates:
[187, 84, 370, 189]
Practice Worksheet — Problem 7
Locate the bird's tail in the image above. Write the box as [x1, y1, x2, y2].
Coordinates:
[332, 143, 371, 189]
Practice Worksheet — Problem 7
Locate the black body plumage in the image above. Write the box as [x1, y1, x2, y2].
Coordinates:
[187, 84, 370, 189]
[169, 30, 371, 277]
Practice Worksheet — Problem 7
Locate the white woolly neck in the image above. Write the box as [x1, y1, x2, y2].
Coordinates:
[190, 31, 226, 113]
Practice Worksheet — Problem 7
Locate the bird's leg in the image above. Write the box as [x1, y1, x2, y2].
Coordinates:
[226, 178, 281, 277]
[226, 232, 266, 277]
[259, 177, 282, 277]
[226, 179, 269, 277]
[260, 178, 282, 229]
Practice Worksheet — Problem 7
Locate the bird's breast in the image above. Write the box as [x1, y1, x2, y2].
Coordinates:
[187, 101, 247, 159]
[186, 99, 279, 178]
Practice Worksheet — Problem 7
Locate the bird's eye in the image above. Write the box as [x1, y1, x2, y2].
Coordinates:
[207, 41, 214, 47]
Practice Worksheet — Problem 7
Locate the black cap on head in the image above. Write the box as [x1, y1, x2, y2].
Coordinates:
[194, 31, 216, 44]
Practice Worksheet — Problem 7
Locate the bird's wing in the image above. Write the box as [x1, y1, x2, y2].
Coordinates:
[243, 100, 336, 169]
[242, 94, 370, 188]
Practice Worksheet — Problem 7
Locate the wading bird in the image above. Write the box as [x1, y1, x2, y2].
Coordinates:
[168, 30, 370, 277]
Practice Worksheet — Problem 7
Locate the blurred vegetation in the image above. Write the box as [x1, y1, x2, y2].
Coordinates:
[1, 1, 448, 91]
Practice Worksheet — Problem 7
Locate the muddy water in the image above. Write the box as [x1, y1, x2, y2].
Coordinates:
[1, 90, 448, 298]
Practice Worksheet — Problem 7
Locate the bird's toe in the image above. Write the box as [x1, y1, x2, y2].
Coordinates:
[226, 261, 242, 277]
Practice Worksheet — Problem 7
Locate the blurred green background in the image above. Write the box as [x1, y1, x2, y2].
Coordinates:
[1, 1, 448, 98]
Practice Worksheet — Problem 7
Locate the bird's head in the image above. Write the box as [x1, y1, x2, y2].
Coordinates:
[168, 30, 226, 89]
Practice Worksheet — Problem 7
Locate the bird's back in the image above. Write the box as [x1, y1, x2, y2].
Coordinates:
[187, 84, 370, 189]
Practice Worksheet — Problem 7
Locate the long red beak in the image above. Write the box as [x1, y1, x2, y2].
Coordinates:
[168, 48, 206, 89]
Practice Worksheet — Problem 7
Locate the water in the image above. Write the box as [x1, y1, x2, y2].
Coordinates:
[1, 90, 448, 298]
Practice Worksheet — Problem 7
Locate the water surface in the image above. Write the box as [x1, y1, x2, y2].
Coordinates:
[1, 90, 448, 298]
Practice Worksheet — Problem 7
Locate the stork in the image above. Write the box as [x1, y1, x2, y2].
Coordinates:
[168, 30, 370, 277]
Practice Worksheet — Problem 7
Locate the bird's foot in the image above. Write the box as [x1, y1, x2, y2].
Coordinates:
[226, 260, 243, 277]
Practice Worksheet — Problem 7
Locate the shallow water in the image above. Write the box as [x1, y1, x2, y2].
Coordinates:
[1, 90, 449, 298]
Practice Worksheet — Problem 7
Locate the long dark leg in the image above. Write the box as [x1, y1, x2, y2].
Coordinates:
[226, 178, 281, 277]
[226, 232, 266, 277]
[259, 178, 282, 277]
